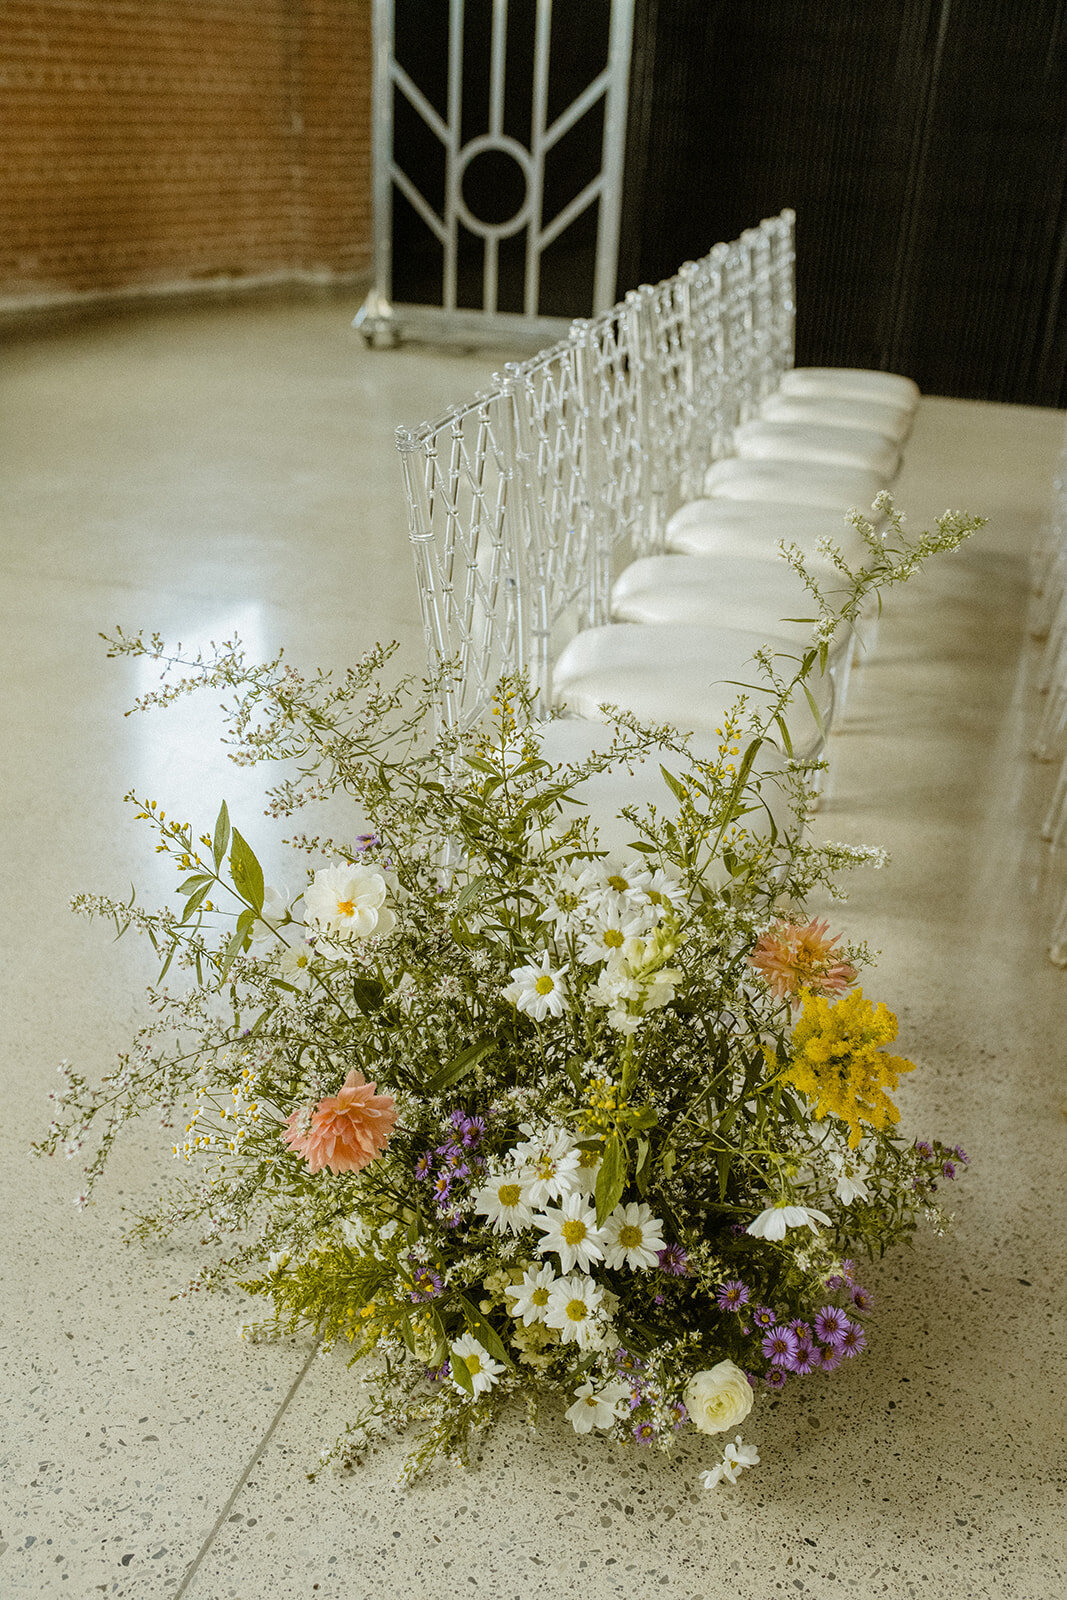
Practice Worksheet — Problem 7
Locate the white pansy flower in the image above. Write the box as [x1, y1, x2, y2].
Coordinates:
[515, 1127, 581, 1207]
[249, 885, 292, 944]
[474, 1173, 535, 1235]
[684, 1361, 754, 1435]
[505, 1262, 557, 1325]
[699, 1434, 760, 1488]
[502, 953, 568, 1021]
[450, 1334, 504, 1397]
[535, 1192, 605, 1273]
[564, 1379, 630, 1434]
[601, 1201, 665, 1271]
[304, 862, 396, 952]
[746, 1202, 831, 1240]
[545, 1273, 607, 1349]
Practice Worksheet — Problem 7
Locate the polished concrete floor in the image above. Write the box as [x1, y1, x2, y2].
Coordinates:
[1, 294, 1064, 1600]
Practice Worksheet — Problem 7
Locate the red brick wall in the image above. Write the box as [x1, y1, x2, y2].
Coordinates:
[0, 0, 373, 303]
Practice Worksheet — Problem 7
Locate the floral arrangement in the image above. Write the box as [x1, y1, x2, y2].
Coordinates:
[38, 498, 980, 1491]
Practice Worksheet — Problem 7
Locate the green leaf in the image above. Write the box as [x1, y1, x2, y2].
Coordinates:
[627, 1105, 659, 1131]
[564, 1056, 586, 1093]
[180, 882, 212, 924]
[177, 873, 214, 896]
[594, 1134, 628, 1227]
[456, 875, 491, 913]
[219, 924, 249, 981]
[213, 801, 231, 870]
[800, 681, 826, 740]
[450, 1352, 475, 1398]
[352, 976, 385, 1015]
[427, 1038, 495, 1094]
[716, 1146, 732, 1201]
[457, 1295, 514, 1369]
[634, 1135, 651, 1197]
[659, 765, 689, 804]
[230, 828, 264, 913]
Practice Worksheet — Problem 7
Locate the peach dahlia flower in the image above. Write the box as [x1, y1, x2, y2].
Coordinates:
[747, 918, 856, 1005]
[283, 1069, 396, 1175]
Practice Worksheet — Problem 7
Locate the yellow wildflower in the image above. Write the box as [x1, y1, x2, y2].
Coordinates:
[783, 987, 916, 1149]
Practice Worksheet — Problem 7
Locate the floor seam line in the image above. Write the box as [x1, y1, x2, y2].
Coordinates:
[171, 1340, 320, 1598]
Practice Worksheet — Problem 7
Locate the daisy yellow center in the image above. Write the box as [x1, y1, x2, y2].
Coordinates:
[561, 1218, 588, 1245]
[618, 1224, 643, 1248]
[467, 1353, 483, 1375]
[603, 928, 625, 948]
[532, 1286, 550, 1307]
[336, 898, 355, 917]
[535, 975, 556, 995]
[565, 1298, 588, 1322]
[535, 1154, 556, 1178]
[498, 1183, 522, 1207]
[608, 874, 629, 892]
[648, 889, 663, 905]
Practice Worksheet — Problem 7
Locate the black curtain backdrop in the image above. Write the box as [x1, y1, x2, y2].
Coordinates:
[619, 0, 1067, 407]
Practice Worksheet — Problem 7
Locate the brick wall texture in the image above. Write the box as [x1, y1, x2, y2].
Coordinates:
[0, 0, 373, 302]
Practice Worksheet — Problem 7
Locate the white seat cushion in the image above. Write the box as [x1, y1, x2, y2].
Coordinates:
[778, 367, 920, 410]
[760, 391, 912, 445]
[610, 554, 856, 659]
[733, 419, 900, 480]
[552, 622, 832, 756]
[666, 498, 884, 569]
[703, 457, 885, 510]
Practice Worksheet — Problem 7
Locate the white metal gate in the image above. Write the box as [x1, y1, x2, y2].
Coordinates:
[355, 0, 634, 345]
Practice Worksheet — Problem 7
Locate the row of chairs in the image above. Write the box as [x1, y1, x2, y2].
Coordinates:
[395, 209, 921, 857]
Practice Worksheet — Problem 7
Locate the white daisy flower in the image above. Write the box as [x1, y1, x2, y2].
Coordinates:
[450, 1334, 504, 1397]
[699, 1434, 760, 1489]
[577, 896, 651, 966]
[644, 865, 688, 915]
[516, 1127, 581, 1208]
[276, 937, 314, 987]
[588, 856, 653, 912]
[502, 953, 568, 1021]
[745, 1202, 831, 1241]
[535, 1192, 605, 1273]
[826, 1148, 871, 1205]
[569, 1142, 602, 1196]
[601, 1201, 665, 1271]
[537, 862, 608, 934]
[474, 1173, 535, 1235]
[545, 1273, 606, 1349]
[505, 1262, 557, 1325]
[564, 1379, 630, 1434]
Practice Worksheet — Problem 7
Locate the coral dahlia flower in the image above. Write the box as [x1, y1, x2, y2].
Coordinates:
[747, 918, 856, 1005]
[283, 1069, 396, 1175]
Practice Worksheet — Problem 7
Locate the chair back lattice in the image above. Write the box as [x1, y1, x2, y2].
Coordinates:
[763, 208, 797, 382]
[396, 386, 523, 743]
[745, 224, 779, 410]
[629, 274, 701, 531]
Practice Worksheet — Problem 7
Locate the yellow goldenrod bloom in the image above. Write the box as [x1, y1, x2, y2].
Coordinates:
[783, 987, 916, 1149]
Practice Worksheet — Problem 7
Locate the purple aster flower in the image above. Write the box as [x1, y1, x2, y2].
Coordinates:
[409, 1265, 444, 1303]
[942, 1160, 957, 1179]
[850, 1285, 874, 1311]
[840, 1259, 856, 1285]
[789, 1341, 818, 1376]
[789, 1319, 813, 1341]
[671, 1401, 688, 1426]
[814, 1305, 850, 1346]
[915, 1140, 934, 1160]
[761, 1326, 800, 1367]
[437, 1143, 466, 1170]
[729, 1222, 748, 1236]
[838, 1319, 868, 1358]
[656, 1244, 689, 1276]
[953, 1145, 970, 1164]
[414, 1152, 433, 1181]
[825, 1273, 845, 1292]
[633, 1421, 655, 1444]
[441, 1207, 463, 1228]
[354, 832, 380, 852]
[752, 1304, 776, 1329]
[432, 1172, 453, 1202]
[716, 1279, 751, 1312]
[653, 1292, 666, 1306]
[449, 1109, 467, 1130]
[615, 1349, 645, 1375]
[425, 1358, 451, 1382]
[460, 1116, 486, 1148]
[764, 1368, 788, 1390]
[815, 1344, 843, 1373]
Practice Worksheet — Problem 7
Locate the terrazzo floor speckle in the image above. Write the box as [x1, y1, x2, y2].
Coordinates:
[1, 293, 1063, 1599]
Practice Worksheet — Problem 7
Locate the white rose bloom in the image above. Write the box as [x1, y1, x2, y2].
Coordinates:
[684, 1361, 755, 1436]
[564, 1379, 630, 1435]
[746, 1202, 831, 1241]
[304, 862, 395, 951]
